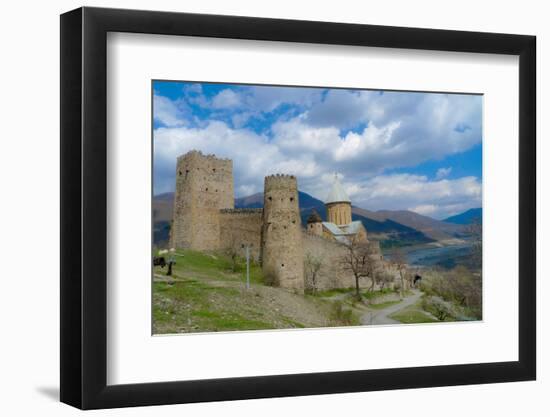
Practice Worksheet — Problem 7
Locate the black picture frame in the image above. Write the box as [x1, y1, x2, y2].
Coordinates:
[60, 6, 536, 410]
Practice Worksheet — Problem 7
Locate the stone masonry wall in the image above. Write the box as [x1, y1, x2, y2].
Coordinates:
[326, 202, 352, 226]
[219, 209, 263, 261]
[302, 232, 357, 290]
[171, 151, 234, 251]
[303, 232, 390, 291]
[262, 175, 304, 291]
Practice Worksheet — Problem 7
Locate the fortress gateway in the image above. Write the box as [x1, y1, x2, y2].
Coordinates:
[170, 151, 373, 291]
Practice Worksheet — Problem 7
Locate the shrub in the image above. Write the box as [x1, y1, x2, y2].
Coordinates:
[394, 280, 402, 292]
[263, 271, 279, 287]
[422, 296, 454, 321]
[329, 301, 355, 325]
[377, 271, 395, 290]
[420, 267, 482, 319]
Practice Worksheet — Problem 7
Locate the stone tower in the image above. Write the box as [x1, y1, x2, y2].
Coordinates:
[170, 151, 234, 251]
[306, 209, 323, 237]
[326, 175, 352, 226]
[261, 174, 304, 291]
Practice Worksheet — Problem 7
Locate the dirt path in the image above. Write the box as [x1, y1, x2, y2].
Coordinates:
[361, 290, 422, 325]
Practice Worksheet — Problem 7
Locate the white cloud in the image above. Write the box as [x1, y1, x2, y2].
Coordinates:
[270, 116, 465, 182]
[183, 83, 202, 95]
[191, 85, 323, 115]
[153, 121, 321, 197]
[436, 167, 452, 179]
[153, 85, 483, 219]
[153, 95, 188, 127]
[211, 89, 242, 109]
[410, 204, 439, 216]
[343, 174, 481, 219]
[305, 90, 482, 166]
[231, 112, 253, 128]
[245, 85, 323, 112]
[154, 119, 481, 219]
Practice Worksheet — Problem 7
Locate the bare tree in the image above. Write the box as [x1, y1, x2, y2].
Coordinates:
[304, 251, 323, 294]
[390, 247, 408, 298]
[377, 270, 394, 290]
[224, 234, 241, 272]
[340, 237, 378, 300]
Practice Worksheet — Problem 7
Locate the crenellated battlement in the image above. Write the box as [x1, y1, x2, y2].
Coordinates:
[177, 150, 231, 163]
[264, 176, 298, 198]
[265, 173, 296, 180]
[264, 174, 297, 188]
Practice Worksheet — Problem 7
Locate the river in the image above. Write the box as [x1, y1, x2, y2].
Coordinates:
[382, 242, 474, 269]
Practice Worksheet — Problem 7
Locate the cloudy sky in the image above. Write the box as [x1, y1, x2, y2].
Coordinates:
[153, 81, 482, 220]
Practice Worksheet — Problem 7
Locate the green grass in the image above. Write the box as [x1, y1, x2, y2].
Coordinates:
[153, 249, 390, 333]
[281, 318, 307, 328]
[368, 299, 401, 310]
[155, 249, 264, 284]
[153, 249, 323, 333]
[314, 288, 355, 298]
[195, 311, 274, 331]
[328, 301, 360, 326]
[153, 279, 275, 332]
[388, 302, 439, 324]
[362, 287, 396, 300]
[315, 287, 399, 301]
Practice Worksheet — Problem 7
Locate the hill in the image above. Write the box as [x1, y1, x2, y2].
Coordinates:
[233, 192, 263, 208]
[152, 192, 174, 248]
[352, 207, 463, 241]
[443, 208, 482, 225]
[153, 249, 361, 333]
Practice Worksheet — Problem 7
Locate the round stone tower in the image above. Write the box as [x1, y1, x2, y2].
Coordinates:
[261, 174, 304, 291]
[326, 174, 352, 226]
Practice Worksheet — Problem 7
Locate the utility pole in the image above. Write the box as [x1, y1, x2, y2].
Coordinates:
[242, 243, 252, 289]
[246, 245, 250, 289]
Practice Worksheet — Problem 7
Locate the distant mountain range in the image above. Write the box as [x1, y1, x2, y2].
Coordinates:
[153, 191, 478, 248]
[443, 208, 482, 225]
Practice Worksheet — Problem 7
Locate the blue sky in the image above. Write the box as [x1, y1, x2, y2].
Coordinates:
[153, 81, 482, 219]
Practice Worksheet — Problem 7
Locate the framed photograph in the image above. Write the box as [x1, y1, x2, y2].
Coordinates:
[60, 6, 536, 409]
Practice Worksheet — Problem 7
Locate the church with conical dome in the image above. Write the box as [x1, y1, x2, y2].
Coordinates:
[306, 175, 368, 244]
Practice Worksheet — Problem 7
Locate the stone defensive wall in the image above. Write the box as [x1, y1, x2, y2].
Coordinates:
[219, 208, 263, 261]
[302, 232, 358, 290]
[302, 232, 392, 290]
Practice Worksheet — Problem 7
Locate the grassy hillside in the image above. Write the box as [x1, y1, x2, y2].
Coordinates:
[153, 249, 363, 333]
[152, 249, 477, 332]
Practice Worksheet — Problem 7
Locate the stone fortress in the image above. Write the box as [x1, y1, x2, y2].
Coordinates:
[170, 150, 383, 291]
